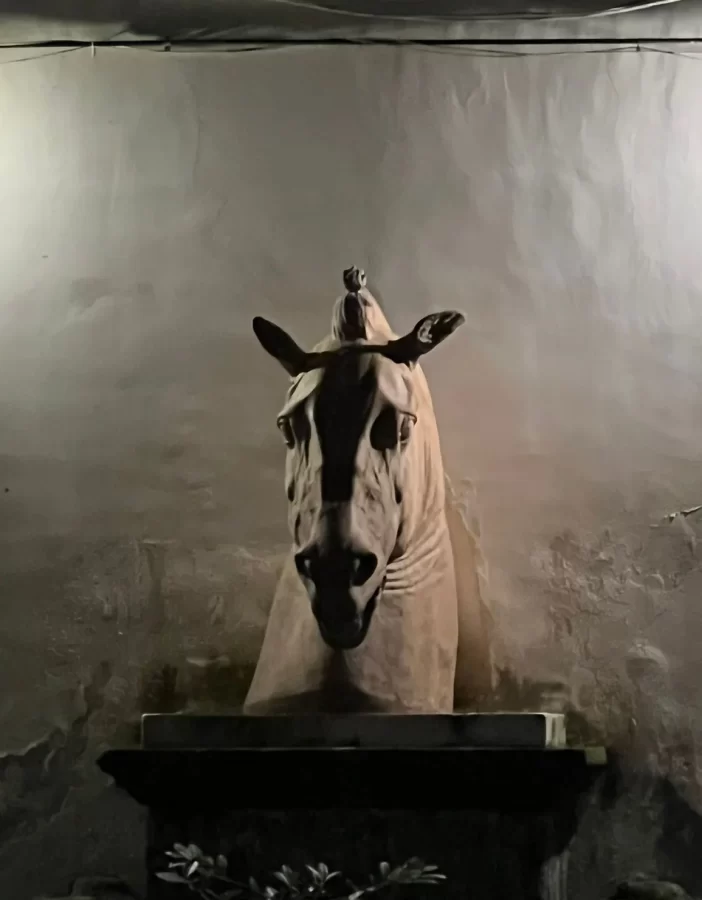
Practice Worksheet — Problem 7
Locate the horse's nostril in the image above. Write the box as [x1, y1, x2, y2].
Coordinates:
[295, 551, 314, 580]
[351, 552, 378, 587]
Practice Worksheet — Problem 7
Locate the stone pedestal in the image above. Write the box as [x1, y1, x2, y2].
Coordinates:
[97, 714, 606, 900]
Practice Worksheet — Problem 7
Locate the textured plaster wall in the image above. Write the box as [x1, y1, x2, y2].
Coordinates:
[2, 41, 702, 899]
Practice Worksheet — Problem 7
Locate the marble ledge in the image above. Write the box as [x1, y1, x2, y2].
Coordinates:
[140, 712, 568, 750]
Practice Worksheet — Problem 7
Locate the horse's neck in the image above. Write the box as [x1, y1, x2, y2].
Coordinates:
[386, 377, 452, 597]
[408, 363, 447, 522]
[384, 518, 452, 597]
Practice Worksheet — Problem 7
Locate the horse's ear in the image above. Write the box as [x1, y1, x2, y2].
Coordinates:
[252, 317, 309, 377]
[382, 311, 465, 366]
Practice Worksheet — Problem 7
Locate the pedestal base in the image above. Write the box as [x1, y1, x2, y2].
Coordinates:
[98, 714, 606, 900]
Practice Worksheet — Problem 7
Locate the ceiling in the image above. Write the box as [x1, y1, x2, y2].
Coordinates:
[0, 0, 699, 43]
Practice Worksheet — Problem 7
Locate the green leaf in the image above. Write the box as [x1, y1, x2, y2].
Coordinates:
[216, 855, 229, 873]
[389, 858, 429, 884]
[274, 872, 292, 887]
[349, 892, 365, 900]
[171, 843, 201, 862]
[186, 861, 200, 878]
[157, 872, 190, 884]
[250, 877, 262, 893]
[379, 863, 390, 879]
[318, 864, 329, 880]
[280, 866, 300, 892]
[265, 886, 279, 898]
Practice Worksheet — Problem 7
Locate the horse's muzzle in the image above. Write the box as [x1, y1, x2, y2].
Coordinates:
[313, 584, 381, 650]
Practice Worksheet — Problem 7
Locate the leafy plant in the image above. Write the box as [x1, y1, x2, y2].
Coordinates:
[157, 843, 446, 900]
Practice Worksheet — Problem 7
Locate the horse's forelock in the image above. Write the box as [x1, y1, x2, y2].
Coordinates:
[333, 293, 367, 341]
[331, 288, 396, 343]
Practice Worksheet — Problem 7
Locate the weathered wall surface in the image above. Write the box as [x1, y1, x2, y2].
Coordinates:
[2, 41, 702, 899]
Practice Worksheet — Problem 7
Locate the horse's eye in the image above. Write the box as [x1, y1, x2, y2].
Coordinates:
[278, 406, 310, 450]
[399, 414, 416, 445]
[277, 416, 295, 448]
[370, 407, 400, 452]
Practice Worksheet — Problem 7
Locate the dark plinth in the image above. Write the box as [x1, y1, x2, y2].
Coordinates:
[99, 747, 597, 811]
[97, 715, 607, 900]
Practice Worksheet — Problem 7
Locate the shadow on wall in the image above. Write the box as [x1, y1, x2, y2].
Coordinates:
[480, 512, 702, 900]
[0, 662, 146, 899]
[0, 663, 113, 851]
[520, 517, 700, 759]
[138, 658, 256, 718]
[568, 758, 702, 900]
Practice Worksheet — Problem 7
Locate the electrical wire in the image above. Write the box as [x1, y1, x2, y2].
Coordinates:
[2, 37, 702, 63]
[113, 40, 683, 59]
[97, 39, 702, 58]
[0, 45, 85, 64]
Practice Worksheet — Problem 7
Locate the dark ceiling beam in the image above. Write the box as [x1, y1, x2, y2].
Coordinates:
[0, 0, 700, 43]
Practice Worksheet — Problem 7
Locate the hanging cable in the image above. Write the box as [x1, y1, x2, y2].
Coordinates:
[4, 29, 702, 62]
